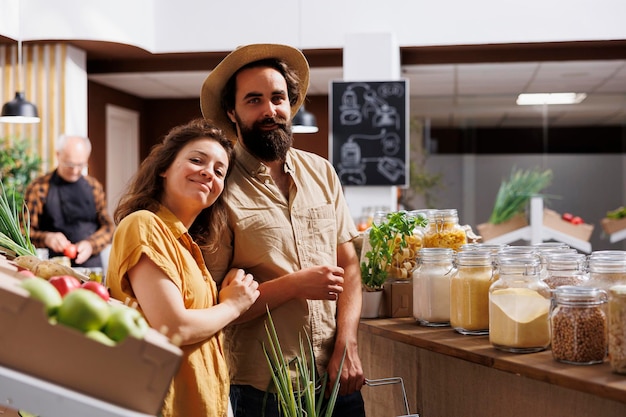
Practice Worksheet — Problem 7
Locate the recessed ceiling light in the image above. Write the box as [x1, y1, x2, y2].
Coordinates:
[516, 92, 587, 105]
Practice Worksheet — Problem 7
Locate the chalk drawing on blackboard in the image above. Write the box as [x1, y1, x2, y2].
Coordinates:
[338, 83, 402, 129]
[336, 129, 406, 185]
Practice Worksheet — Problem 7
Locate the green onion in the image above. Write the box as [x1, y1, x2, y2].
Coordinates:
[0, 178, 36, 257]
[488, 167, 553, 225]
[262, 307, 345, 417]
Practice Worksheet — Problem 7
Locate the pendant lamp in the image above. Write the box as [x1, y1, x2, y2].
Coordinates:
[1, 3, 40, 124]
[292, 106, 319, 134]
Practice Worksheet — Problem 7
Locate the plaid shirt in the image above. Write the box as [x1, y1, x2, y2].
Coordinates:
[24, 171, 114, 255]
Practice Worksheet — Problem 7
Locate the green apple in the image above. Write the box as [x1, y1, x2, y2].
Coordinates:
[85, 329, 117, 347]
[57, 288, 111, 332]
[104, 305, 149, 342]
[20, 276, 62, 316]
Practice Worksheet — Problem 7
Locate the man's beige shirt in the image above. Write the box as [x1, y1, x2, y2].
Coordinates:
[204, 142, 358, 391]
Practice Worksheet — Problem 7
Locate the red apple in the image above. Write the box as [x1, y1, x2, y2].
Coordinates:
[81, 280, 110, 302]
[48, 275, 82, 297]
[63, 244, 78, 260]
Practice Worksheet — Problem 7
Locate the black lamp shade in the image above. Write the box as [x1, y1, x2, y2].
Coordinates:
[0, 91, 40, 123]
[292, 106, 319, 134]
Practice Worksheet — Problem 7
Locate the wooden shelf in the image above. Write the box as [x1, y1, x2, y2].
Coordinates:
[359, 317, 626, 417]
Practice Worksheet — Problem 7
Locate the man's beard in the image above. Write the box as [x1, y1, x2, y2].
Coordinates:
[237, 115, 293, 162]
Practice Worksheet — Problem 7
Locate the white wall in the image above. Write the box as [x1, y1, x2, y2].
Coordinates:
[2, 0, 625, 53]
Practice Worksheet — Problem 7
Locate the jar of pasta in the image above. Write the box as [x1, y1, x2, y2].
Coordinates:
[608, 285, 626, 374]
[413, 247, 455, 327]
[450, 249, 494, 335]
[550, 286, 607, 365]
[386, 210, 425, 281]
[489, 255, 551, 353]
[422, 209, 467, 251]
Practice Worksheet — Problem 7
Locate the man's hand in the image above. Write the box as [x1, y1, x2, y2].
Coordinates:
[44, 232, 71, 254]
[74, 240, 93, 264]
[295, 265, 345, 301]
[325, 339, 364, 397]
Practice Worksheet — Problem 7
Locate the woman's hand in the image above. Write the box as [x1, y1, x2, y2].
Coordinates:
[219, 268, 260, 315]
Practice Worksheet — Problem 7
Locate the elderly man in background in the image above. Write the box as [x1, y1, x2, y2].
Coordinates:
[24, 134, 113, 268]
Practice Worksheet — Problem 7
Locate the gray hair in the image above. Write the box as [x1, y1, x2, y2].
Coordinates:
[55, 134, 92, 154]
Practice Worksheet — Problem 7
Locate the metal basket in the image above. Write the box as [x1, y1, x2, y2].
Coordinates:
[365, 377, 419, 417]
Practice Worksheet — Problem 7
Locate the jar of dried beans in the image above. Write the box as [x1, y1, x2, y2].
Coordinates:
[608, 285, 626, 374]
[550, 286, 608, 365]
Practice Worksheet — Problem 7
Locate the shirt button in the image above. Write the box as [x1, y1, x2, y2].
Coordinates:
[264, 179, 270, 185]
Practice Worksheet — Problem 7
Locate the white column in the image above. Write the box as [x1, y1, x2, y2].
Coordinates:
[342, 32, 401, 221]
[64, 45, 87, 137]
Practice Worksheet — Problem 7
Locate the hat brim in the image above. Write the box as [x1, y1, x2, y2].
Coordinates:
[200, 44, 310, 141]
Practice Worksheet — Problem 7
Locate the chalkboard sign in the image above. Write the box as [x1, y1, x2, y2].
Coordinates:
[330, 80, 409, 186]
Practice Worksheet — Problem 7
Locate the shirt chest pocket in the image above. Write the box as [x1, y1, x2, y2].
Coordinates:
[294, 204, 337, 264]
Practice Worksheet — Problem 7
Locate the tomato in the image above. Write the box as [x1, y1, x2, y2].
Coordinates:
[561, 213, 574, 222]
[571, 216, 584, 225]
[63, 244, 78, 259]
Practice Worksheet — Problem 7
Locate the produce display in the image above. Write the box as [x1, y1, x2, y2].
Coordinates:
[487, 167, 553, 225]
[19, 275, 149, 346]
[606, 206, 626, 220]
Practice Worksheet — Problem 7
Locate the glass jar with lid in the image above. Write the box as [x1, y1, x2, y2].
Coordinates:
[489, 255, 551, 353]
[450, 249, 494, 335]
[413, 247, 455, 326]
[542, 252, 589, 290]
[588, 251, 626, 289]
[386, 210, 426, 282]
[608, 285, 626, 374]
[550, 286, 608, 365]
[422, 209, 467, 251]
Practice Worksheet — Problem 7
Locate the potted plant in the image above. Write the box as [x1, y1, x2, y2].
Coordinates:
[360, 211, 425, 318]
[0, 136, 42, 213]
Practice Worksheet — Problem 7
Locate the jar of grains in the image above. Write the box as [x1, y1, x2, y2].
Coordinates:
[550, 286, 608, 365]
[489, 255, 551, 353]
[422, 209, 467, 251]
[450, 249, 494, 335]
[542, 252, 589, 290]
[608, 285, 626, 374]
[413, 247, 455, 327]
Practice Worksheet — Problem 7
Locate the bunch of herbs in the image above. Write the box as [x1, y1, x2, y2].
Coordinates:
[360, 211, 426, 291]
[488, 167, 553, 225]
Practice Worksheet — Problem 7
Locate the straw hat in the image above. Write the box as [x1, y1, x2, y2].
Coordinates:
[200, 44, 310, 141]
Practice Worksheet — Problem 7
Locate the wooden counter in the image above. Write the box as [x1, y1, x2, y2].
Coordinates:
[358, 318, 626, 417]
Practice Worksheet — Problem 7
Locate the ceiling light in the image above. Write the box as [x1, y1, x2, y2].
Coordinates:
[0, 2, 40, 124]
[292, 106, 319, 134]
[516, 93, 587, 106]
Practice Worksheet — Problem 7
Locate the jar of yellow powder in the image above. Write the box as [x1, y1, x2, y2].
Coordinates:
[489, 255, 551, 353]
[450, 249, 494, 335]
